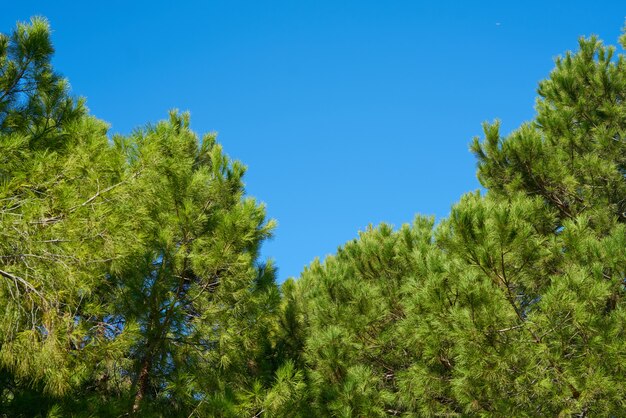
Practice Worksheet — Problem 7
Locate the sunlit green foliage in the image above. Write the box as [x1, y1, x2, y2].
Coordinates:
[0, 18, 281, 417]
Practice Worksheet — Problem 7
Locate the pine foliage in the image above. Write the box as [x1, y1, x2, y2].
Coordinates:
[282, 31, 626, 417]
[1, 16, 626, 418]
[0, 19, 281, 417]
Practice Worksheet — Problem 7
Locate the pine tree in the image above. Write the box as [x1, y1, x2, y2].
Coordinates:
[0, 18, 123, 414]
[471, 35, 626, 230]
[106, 112, 280, 417]
[1, 19, 282, 417]
[284, 29, 626, 416]
[285, 219, 434, 417]
[0, 17, 82, 138]
[459, 32, 626, 415]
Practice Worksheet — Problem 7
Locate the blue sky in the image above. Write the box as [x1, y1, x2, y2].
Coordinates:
[3, 1, 625, 281]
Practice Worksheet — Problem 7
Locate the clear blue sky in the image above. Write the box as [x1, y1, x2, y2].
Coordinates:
[3, 1, 625, 281]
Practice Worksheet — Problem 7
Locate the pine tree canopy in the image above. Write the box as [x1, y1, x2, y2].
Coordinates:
[277, 30, 626, 418]
[1, 16, 625, 418]
[1, 18, 280, 417]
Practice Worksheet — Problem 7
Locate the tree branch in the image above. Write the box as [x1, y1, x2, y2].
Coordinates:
[0, 268, 47, 305]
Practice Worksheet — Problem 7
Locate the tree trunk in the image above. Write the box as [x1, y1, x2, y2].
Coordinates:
[132, 356, 151, 414]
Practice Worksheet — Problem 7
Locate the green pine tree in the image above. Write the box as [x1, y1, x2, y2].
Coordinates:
[109, 112, 280, 416]
[282, 28, 626, 417]
[1, 19, 282, 417]
[0, 18, 122, 415]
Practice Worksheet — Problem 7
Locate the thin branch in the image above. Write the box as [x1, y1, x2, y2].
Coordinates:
[0, 268, 47, 305]
[69, 169, 142, 212]
[495, 325, 524, 333]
